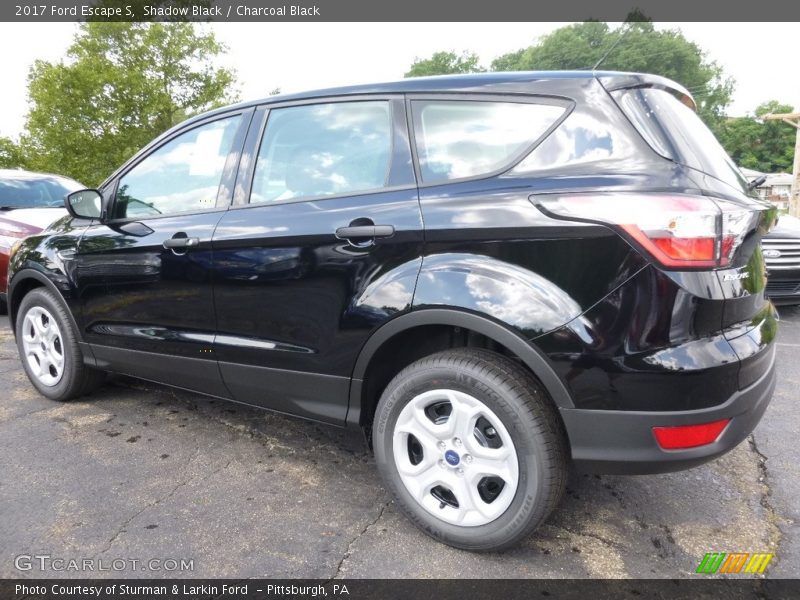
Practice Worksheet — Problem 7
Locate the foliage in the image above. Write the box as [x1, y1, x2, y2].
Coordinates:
[23, 22, 237, 186]
[0, 137, 26, 169]
[406, 21, 734, 135]
[489, 21, 734, 133]
[405, 51, 485, 78]
[716, 101, 796, 174]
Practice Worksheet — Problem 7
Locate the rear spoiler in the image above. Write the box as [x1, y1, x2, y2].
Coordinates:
[594, 72, 696, 111]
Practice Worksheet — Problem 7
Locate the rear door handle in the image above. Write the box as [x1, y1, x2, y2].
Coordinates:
[163, 236, 200, 249]
[335, 225, 395, 240]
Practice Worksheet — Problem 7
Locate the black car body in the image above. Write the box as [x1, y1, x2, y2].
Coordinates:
[7, 72, 778, 550]
[763, 214, 800, 305]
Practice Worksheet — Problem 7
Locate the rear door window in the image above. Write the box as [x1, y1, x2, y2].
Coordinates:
[613, 88, 750, 193]
[410, 100, 566, 183]
[250, 101, 392, 204]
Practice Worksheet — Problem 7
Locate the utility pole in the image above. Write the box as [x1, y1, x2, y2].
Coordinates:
[764, 112, 800, 217]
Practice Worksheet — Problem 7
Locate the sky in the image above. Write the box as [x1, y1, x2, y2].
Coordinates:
[0, 22, 798, 139]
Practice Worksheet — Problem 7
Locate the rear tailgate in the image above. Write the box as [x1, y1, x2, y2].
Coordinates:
[603, 77, 778, 388]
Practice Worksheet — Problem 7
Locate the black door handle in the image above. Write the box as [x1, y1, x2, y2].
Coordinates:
[163, 236, 200, 250]
[335, 225, 395, 240]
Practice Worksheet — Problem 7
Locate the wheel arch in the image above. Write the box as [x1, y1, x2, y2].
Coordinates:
[346, 308, 574, 429]
[8, 269, 82, 342]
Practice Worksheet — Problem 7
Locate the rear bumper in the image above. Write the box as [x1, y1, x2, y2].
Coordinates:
[560, 342, 776, 474]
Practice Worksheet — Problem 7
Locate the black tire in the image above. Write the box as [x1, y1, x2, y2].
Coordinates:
[15, 287, 106, 401]
[0, 297, 7, 315]
[373, 348, 568, 551]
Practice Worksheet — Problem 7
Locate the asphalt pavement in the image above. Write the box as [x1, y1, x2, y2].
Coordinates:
[0, 307, 798, 578]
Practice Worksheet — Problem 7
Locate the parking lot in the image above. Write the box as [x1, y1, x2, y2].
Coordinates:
[0, 307, 798, 579]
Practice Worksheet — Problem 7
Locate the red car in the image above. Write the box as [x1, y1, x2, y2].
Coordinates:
[0, 169, 82, 312]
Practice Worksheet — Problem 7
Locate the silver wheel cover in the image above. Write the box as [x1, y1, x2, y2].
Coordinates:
[392, 389, 520, 527]
[21, 305, 66, 387]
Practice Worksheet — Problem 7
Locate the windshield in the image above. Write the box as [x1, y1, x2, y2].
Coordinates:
[613, 87, 750, 195]
[0, 175, 83, 209]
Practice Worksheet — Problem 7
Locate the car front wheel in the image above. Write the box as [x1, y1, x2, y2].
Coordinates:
[16, 288, 106, 401]
[373, 348, 568, 551]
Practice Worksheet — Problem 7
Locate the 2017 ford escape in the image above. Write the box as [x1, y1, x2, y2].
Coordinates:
[7, 72, 778, 551]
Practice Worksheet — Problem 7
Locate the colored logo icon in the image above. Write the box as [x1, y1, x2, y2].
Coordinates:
[696, 552, 774, 574]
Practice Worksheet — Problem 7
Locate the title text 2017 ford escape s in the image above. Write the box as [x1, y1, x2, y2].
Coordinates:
[8, 72, 777, 551]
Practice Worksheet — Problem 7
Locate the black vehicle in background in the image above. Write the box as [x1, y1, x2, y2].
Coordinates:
[7, 72, 777, 551]
[763, 214, 800, 305]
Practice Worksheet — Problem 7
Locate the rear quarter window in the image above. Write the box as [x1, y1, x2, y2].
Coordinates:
[510, 109, 640, 173]
[411, 100, 566, 183]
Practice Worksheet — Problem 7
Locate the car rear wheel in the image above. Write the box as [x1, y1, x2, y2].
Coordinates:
[16, 288, 106, 401]
[373, 348, 567, 551]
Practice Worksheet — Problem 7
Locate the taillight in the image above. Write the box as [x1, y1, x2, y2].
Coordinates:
[652, 419, 730, 450]
[536, 194, 755, 269]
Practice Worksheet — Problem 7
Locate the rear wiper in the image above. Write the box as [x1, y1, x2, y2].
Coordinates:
[748, 175, 767, 190]
[0, 206, 21, 211]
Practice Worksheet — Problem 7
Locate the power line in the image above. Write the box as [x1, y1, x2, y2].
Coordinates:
[592, 22, 632, 71]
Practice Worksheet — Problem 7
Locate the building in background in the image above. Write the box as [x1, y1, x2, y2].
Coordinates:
[740, 167, 793, 212]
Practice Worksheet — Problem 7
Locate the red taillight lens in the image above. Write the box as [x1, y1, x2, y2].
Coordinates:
[536, 194, 755, 269]
[624, 225, 717, 267]
[652, 419, 730, 450]
[652, 237, 716, 261]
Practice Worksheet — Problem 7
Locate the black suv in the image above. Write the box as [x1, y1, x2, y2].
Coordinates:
[8, 72, 778, 551]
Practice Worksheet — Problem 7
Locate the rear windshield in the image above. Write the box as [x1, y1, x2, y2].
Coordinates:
[613, 88, 749, 194]
[0, 175, 83, 209]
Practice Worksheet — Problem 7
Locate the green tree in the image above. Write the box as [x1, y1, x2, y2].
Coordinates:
[490, 21, 733, 132]
[410, 21, 733, 132]
[23, 22, 237, 186]
[716, 101, 796, 173]
[0, 137, 26, 169]
[405, 51, 485, 78]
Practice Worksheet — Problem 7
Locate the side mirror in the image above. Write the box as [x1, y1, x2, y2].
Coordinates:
[65, 189, 103, 219]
